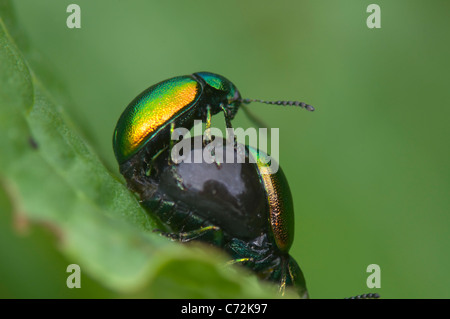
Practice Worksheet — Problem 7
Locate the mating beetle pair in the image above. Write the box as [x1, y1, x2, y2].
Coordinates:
[113, 72, 313, 297]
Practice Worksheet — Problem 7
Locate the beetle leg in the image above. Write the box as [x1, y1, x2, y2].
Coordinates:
[226, 257, 255, 267]
[203, 105, 223, 167]
[220, 103, 237, 147]
[157, 225, 223, 246]
[279, 269, 288, 296]
[219, 103, 233, 129]
[169, 122, 175, 150]
[143, 146, 166, 178]
[167, 122, 176, 165]
[278, 256, 296, 296]
[204, 105, 212, 146]
[144, 163, 152, 177]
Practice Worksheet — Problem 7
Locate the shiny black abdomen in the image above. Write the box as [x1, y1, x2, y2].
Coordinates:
[139, 137, 271, 241]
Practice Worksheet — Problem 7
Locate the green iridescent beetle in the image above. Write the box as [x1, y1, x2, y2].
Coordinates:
[112, 72, 314, 297]
[113, 72, 314, 173]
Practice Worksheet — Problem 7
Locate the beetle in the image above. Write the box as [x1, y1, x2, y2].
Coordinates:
[113, 72, 314, 176]
[120, 136, 309, 298]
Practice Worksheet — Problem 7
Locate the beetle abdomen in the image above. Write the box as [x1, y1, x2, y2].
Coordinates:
[149, 137, 270, 240]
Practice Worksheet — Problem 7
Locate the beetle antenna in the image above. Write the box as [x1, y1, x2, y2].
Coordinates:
[345, 293, 380, 299]
[241, 98, 315, 112]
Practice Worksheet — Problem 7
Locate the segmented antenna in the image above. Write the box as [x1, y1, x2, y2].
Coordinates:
[345, 293, 380, 299]
[241, 98, 315, 112]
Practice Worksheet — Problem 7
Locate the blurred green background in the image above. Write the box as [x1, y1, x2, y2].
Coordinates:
[1, 0, 450, 298]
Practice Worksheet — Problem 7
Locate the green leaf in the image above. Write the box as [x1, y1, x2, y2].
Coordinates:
[0, 4, 286, 298]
